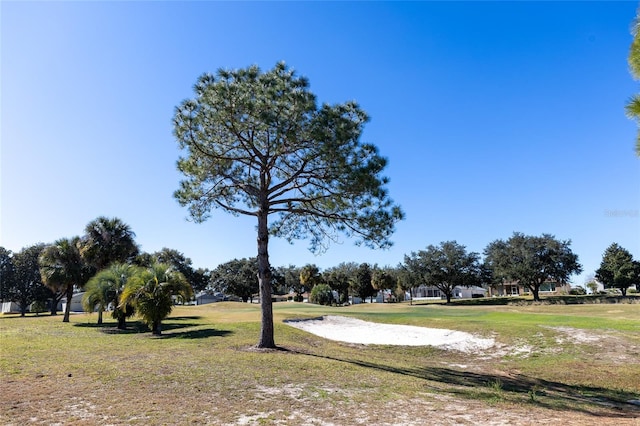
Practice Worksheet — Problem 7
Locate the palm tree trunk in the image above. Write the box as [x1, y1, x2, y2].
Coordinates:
[256, 210, 275, 349]
[117, 316, 126, 330]
[50, 294, 62, 315]
[97, 309, 103, 325]
[152, 320, 161, 335]
[63, 286, 73, 322]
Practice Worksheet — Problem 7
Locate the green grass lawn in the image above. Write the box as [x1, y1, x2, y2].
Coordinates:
[1, 301, 639, 425]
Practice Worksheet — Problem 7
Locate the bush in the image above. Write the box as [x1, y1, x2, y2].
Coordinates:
[569, 287, 586, 295]
[29, 301, 46, 316]
[310, 284, 334, 306]
[293, 294, 304, 302]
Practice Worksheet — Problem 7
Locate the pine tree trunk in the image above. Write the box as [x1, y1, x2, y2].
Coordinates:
[256, 211, 275, 348]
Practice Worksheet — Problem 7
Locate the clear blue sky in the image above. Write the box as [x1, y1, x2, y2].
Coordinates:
[2, 1, 639, 286]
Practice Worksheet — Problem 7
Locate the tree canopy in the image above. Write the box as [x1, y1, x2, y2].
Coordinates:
[403, 241, 482, 304]
[395, 263, 421, 305]
[371, 267, 397, 302]
[210, 258, 259, 303]
[120, 263, 193, 335]
[626, 9, 640, 156]
[153, 248, 210, 293]
[299, 264, 324, 291]
[173, 62, 403, 348]
[595, 243, 639, 297]
[323, 262, 357, 304]
[484, 232, 582, 301]
[81, 216, 139, 271]
[352, 263, 376, 302]
[83, 263, 138, 328]
[39, 237, 95, 322]
[1, 244, 51, 316]
[0, 247, 14, 302]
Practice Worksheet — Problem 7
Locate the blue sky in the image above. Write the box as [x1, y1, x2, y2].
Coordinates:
[2, 1, 639, 286]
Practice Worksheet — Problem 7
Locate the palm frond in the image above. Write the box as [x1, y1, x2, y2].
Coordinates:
[625, 95, 640, 120]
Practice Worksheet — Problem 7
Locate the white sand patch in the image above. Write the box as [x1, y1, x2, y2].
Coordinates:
[284, 316, 494, 353]
[544, 326, 602, 344]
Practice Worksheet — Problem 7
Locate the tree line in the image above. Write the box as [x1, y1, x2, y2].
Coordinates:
[2, 216, 638, 332]
[0, 217, 193, 335]
[207, 235, 637, 305]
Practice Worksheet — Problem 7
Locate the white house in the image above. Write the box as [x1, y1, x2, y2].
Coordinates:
[61, 292, 85, 313]
[412, 285, 487, 300]
[1, 301, 22, 314]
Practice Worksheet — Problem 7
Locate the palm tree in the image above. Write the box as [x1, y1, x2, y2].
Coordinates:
[83, 263, 138, 327]
[81, 216, 139, 271]
[627, 11, 640, 156]
[39, 237, 95, 322]
[120, 263, 193, 335]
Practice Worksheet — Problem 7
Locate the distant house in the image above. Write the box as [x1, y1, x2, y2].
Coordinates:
[412, 285, 487, 300]
[61, 292, 85, 313]
[487, 281, 571, 297]
[1, 302, 22, 314]
[195, 292, 225, 305]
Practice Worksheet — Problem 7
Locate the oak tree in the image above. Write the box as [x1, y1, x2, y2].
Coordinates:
[484, 233, 582, 301]
[210, 258, 259, 303]
[324, 262, 357, 304]
[153, 248, 210, 293]
[1, 245, 51, 316]
[403, 241, 482, 304]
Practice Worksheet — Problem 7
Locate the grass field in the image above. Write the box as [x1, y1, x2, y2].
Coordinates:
[1, 301, 639, 425]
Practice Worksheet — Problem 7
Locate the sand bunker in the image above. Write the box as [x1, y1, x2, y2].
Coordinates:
[284, 315, 494, 353]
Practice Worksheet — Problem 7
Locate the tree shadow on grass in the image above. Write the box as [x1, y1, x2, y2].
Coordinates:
[294, 350, 640, 419]
[0, 313, 57, 320]
[156, 328, 233, 339]
[75, 321, 199, 334]
[74, 320, 151, 334]
[74, 320, 233, 339]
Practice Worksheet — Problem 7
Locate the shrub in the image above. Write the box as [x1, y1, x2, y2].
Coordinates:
[310, 284, 334, 306]
[569, 287, 586, 295]
[29, 301, 46, 316]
